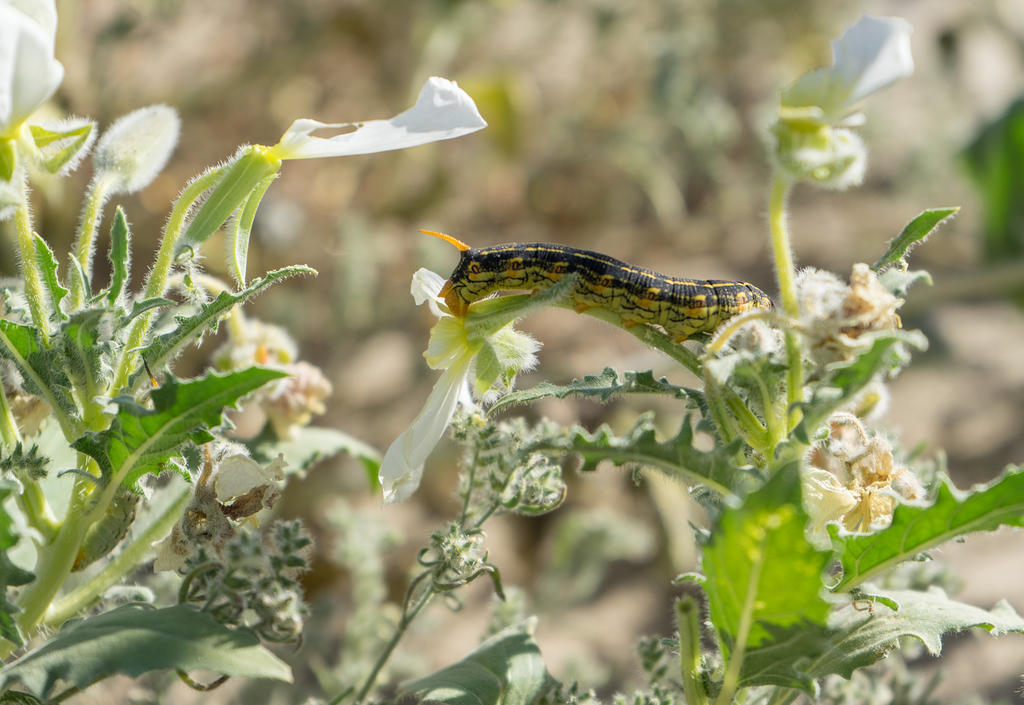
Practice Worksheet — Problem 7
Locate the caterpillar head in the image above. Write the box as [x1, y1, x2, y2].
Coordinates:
[421, 229, 476, 317]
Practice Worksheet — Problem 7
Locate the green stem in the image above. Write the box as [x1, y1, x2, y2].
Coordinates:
[703, 374, 740, 446]
[11, 476, 92, 646]
[16, 479, 58, 545]
[555, 302, 703, 376]
[69, 171, 116, 308]
[350, 579, 436, 705]
[12, 176, 52, 339]
[768, 173, 804, 431]
[0, 381, 21, 451]
[45, 487, 191, 626]
[676, 596, 708, 705]
[112, 169, 223, 390]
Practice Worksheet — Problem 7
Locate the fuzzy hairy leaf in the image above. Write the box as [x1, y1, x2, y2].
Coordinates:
[0, 603, 291, 699]
[793, 330, 927, 443]
[129, 266, 314, 391]
[0, 481, 34, 647]
[489, 367, 701, 416]
[31, 235, 67, 323]
[247, 425, 381, 485]
[397, 621, 554, 705]
[806, 587, 1024, 682]
[56, 311, 113, 414]
[72, 368, 286, 487]
[872, 208, 959, 271]
[105, 207, 131, 305]
[528, 413, 745, 497]
[701, 463, 832, 662]
[832, 466, 1024, 591]
[0, 320, 78, 422]
[28, 121, 95, 175]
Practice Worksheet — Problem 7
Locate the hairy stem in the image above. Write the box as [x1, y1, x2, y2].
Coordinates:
[349, 578, 436, 705]
[69, 171, 116, 308]
[112, 169, 223, 390]
[768, 173, 804, 430]
[12, 178, 52, 339]
[676, 596, 708, 705]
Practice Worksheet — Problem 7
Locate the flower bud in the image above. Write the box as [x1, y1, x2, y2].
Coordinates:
[771, 123, 865, 190]
[94, 105, 180, 194]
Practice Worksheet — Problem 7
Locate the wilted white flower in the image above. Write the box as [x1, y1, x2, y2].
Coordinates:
[803, 413, 924, 548]
[379, 268, 541, 504]
[796, 263, 902, 364]
[0, 0, 64, 139]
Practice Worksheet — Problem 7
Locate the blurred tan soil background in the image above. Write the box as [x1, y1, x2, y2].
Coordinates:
[17, 0, 1024, 702]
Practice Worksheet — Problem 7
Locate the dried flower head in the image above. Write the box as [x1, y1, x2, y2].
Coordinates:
[803, 413, 923, 547]
[796, 263, 902, 365]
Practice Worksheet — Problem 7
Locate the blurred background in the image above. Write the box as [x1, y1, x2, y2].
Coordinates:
[15, 0, 1024, 701]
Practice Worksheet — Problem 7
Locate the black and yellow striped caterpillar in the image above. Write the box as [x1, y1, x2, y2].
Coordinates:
[425, 230, 773, 343]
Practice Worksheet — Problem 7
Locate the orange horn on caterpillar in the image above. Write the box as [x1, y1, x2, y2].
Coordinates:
[419, 229, 471, 252]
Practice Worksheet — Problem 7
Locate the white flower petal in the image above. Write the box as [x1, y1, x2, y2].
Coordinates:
[271, 77, 486, 160]
[781, 15, 912, 120]
[379, 356, 473, 503]
[412, 267, 448, 316]
[0, 2, 64, 134]
[832, 16, 913, 107]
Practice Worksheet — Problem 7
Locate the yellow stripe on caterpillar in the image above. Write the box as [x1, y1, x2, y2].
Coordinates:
[427, 235, 773, 342]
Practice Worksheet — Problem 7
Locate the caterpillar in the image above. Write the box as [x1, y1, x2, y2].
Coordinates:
[424, 230, 773, 343]
[73, 486, 140, 572]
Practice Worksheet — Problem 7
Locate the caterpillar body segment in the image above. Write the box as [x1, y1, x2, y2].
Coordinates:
[439, 242, 773, 342]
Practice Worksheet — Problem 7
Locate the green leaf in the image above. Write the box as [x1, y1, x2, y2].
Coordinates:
[832, 466, 1024, 591]
[31, 235, 67, 322]
[0, 320, 78, 422]
[792, 330, 927, 443]
[872, 208, 959, 271]
[106, 207, 131, 305]
[121, 297, 175, 327]
[489, 367, 700, 416]
[72, 368, 286, 487]
[0, 480, 35, 647]
[129, 266, 314, 391]
[529, 413, 745, 498]
[182, 147, 281, 247]
[805, 587, 1024, 681]
[962, 97, 1024, 262]
[701, 463, 832, 661]
[55, 311, 113, 417]
[228, 173, 276, 286]
[247, 425, 381, 483]
[397, 621, 554, 705]
[28, 121, 95, 175]
[0, 603, 291, 699]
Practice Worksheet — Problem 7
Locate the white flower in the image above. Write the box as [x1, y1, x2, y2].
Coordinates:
[267, 77, 486, 161]
[378, 268, 543, 504]
[0, 0, 64, 138]
[781, 15, 913, 125]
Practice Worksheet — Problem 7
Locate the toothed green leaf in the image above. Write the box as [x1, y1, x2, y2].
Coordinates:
[106, 207, 131, 305]
[31, 235, 67, 323]
[71, 368, 286, 487]
[128, 266, 314, 392]
[0, 603, 291, 699]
